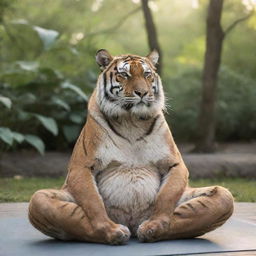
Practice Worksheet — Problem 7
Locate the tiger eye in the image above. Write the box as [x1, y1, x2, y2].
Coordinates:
[117, 74, 127, 81]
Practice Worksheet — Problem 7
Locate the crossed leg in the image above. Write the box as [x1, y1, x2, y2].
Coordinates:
[29, 185, 233, 244]
[28, 189, 130, 244]
[137, 185, 234, 242]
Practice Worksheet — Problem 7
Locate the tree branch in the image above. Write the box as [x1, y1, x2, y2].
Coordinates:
[224, 11, 254, 37]
[83, 7, 141, 39]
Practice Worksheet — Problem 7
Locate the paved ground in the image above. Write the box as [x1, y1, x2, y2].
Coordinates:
[0, 202, 255, 256]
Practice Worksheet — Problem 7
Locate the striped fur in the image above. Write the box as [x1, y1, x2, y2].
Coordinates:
[96, 52, 165, 119]
[28, 50, 234, 244]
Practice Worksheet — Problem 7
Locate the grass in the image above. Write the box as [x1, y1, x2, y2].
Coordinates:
[0, 177, 65, 202]
[0, 177, 255, 202]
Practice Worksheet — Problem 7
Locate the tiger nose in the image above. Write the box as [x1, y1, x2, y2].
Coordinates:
[134, 90, 148, 98]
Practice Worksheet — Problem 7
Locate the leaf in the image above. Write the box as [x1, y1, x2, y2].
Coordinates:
[51, 96, 70, 111]
[0, 127, 13, 145]
[6, 20, 44, 59]
[16, 61, 39, 71]
[69, 113, 83, 124]
[17, 110, 32, 121]
[0, 61, 38, 87]
[0, 68, 38, 87]
[61, 81, 88, 101]
[33, 26, 59, 50]
[17, 93, 37, 104]
[34, 114, 58, 136]
[63, 125, 81, 143]
[24, 135, 45, 155]
[0, 95, 12, 109]
[12, 132, 25, 143]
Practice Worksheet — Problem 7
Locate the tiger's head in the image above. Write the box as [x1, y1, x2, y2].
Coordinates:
[95, 49, 165, 119]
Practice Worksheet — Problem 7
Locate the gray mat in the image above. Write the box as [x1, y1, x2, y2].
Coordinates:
[0, 216, 255, 256]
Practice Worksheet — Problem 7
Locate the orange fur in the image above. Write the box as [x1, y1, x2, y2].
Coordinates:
[28, 50, 234, 244]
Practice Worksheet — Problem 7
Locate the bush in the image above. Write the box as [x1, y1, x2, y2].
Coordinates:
[0, 20, 96, 154]
[165, 66, 256, 142]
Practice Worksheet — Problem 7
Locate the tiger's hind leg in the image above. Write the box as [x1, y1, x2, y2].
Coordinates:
[28, 189, 90, 241]
[29, 189, 130, 244]
[169, 186, 234, 239]
[137, 185, 234, 242]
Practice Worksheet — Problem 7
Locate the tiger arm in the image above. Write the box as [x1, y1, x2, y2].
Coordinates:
[67, 163, 113, 229]
[151, 154, 188, 221]
[65, 119, 123, 238]
[137, 129, 188, 240]
[151, 126, 189, 221]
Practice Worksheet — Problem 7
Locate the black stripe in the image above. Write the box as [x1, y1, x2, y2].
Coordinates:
[37, 191, 50, 198]
[102, 113, 130, 142]
[82, 141, 87, 155]
[198, 200, 208, 208]
[179, 205, 187, 210]
[170, 163, 179, 170]
[136, 114, 160, 141]
[216, 211, 232, 222]
[106, 119, 130, 142]
[187, 203, 196, 213]
[59, 203, 69, 209]
[29, 212, 49, 230]
[76, 129, 87, 156]
[122, 103, 134, 111]
[89, 113, 119, 148]
[70, 205, 79, 217]
[110, 72, 113, 88]
[111, 86, 121, 93]
[155, 120, 165, 132]
[103, 72, 108, 98]
[103, 72, 117, 101]
[123, 56, 131, 61]
[43, 216, 56, 227]
[145, 115, 159, 136]
[80, 214, 86, 220]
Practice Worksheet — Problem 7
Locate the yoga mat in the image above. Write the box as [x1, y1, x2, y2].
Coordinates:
[0, 215, 255, 256]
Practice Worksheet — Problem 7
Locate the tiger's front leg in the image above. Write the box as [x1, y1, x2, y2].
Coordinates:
[64, 164, 131, 244]
[137, 158, 188, 242]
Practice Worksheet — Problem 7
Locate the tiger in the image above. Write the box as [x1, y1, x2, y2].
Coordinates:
[28, 49, 234, 244]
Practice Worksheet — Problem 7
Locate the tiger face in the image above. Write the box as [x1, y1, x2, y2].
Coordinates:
[95, 49, 165, 119]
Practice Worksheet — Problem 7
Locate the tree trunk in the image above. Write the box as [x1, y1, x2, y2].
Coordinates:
[141, 0, 162, 74]
[194, 0, 224, 152]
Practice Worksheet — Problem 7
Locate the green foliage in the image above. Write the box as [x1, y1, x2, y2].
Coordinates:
[166, 66, 256, 141]
[0, 21, 92, 154]
[1, 0, 256, 153]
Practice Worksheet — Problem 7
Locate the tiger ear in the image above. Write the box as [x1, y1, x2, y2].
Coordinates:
[96, 49, 113, 70]
[146, 49, 159, 66]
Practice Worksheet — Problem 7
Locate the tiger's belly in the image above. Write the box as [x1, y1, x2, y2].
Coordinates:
[96, 167, 161, 235]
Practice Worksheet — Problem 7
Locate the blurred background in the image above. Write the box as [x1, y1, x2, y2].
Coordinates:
[0, 0, 255, 202]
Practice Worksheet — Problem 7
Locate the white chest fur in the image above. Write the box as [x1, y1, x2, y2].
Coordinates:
[93, 115, 171, 231]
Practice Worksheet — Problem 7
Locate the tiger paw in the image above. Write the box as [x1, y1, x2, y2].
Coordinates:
[137, 216, 170, 242]
[108, 224, 131, 245]
[201, 186, 218, 197]
[95, 223, 131, 245]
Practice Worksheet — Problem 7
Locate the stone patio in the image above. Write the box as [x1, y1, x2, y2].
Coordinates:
[0, 202, 256, 256]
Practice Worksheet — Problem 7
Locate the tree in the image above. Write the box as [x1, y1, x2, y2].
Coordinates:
[195, 0, 253, 152]
[141, 0, 162, 74]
